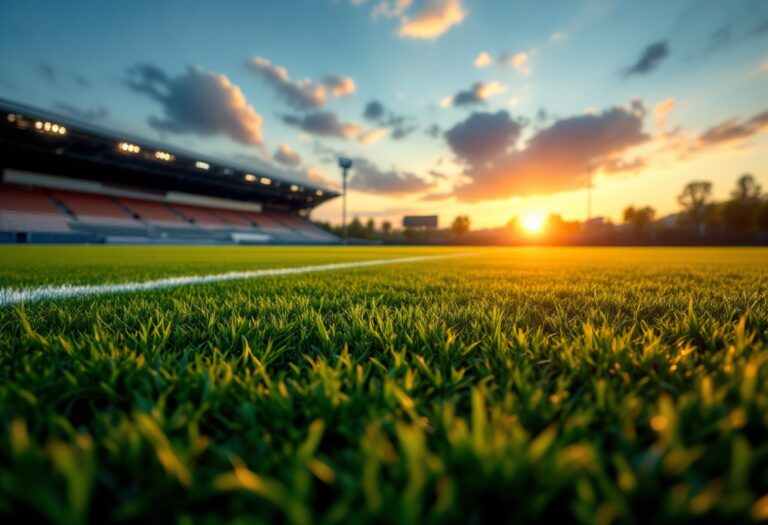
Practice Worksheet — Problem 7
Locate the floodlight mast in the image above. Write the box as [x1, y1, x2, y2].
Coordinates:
[338, 157, 353, 244]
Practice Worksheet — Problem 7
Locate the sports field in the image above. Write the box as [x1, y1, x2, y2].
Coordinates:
[1, 246, 767, 524]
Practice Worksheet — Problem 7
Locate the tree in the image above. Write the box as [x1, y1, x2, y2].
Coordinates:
[623, 205, 655, 235]
[365, 218, 375, 234]
[678, 181, 712, 236]
[381, 220, 392, 236]
[347, 216, 367, 238]
[451, 215, 470, 236]
[731, 173, 761, 201]
[723, 174, 762, 232]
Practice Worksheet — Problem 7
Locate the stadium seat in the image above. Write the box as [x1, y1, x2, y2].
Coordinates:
[119, 198, 188, 225]
[168, 204, 229, 228]
[0, 185, 71, 232]
[50, 190, 140, 226]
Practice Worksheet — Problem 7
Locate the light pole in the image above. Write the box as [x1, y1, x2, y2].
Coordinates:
[338, 157, 352, 244]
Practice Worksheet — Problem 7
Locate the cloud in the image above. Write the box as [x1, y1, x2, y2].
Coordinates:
[623, 41, 669, 77]
[442, 81, 507, 108]
[363, 100, 385, 121]
[398, 0, 466, 40]
[420, 191, 454, 201]
[372, 0, 413, 19]
[362, 99, 416, 140]
[698, 109, 768, 146]
[474, 51, 492, 68]
[273, 143, 302, 166]
[499, 52, 532, 76]
[281, 111, 360, 138]
[246, 56, 325, 109]
[126, 64, 264, 146]
[550, 32, 565, 42]
[653, 98, 675, 132]
[445, 110, 523, 164]
[358, 127, 389, 144]
[53, 102, 108, 121]
[447, 102, 649, 201]
[349, 157, 434, 195]
[322, 75, 356, 98]
[247, 57, 355, 110]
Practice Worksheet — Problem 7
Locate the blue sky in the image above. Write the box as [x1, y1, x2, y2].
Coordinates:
[1, 0, 766, 227]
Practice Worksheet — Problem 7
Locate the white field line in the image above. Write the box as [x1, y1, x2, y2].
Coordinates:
[0, 253, 476, 307]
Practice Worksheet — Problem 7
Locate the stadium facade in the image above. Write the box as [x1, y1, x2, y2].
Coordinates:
[0, 99, 340, 244]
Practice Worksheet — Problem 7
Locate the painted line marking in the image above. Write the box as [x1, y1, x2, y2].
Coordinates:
[0, 253, 477, 306]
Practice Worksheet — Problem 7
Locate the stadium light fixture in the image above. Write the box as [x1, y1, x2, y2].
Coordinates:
[338, 157, 352, 244]
[34, 120, 67, 136]
[154, 151, 173, 162]
[118, 142, 140, 154]
[195, 161, 210, 170]
[290, 184, 299, 192]
[259, 177, 271, 185]
[244, 173, 257, 182]
[316, 190, 323, 197]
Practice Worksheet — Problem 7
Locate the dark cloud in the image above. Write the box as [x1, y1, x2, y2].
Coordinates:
[349, 157, 434, 195]
[273, 143, 302, 167]
[281, 111, 359, 139]
[322, 75, 356, 97]
[126, 64, 264, 146]
[53, 102, 108, 121]
[38, 63, 56, 83]
[623, 41, 669, 77]
[447, 103, 649, 201]
[362, 99, 416, 140]
[445, 110, 522, 165]
[363, 100, 385, 121]
[699, 109, 768, 145]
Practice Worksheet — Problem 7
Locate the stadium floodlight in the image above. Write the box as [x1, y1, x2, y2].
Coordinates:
[315, 190, 323, 197]
[195, 161, 210, 170]
[290, 184, 300, 192]
[338, 157, 352, 244]
[259, 177, 271, 185]
[118, 142, 140, 154]
[34, 120, 67, 136]
[154, 151, 173, 162]
[244, 173, 256, 182]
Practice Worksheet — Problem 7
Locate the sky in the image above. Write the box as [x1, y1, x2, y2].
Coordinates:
[0, 0, 766, 229]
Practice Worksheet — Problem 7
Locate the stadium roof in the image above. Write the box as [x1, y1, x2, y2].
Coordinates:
[0, 98, 339, 210]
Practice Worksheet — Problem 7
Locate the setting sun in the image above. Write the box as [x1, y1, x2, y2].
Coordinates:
[522, 214, 545, 234]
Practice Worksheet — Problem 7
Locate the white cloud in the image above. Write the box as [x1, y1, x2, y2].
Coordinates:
[398, 0, 466, 40]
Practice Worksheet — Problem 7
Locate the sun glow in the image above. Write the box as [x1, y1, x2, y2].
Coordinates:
[522, 214, 545, 234]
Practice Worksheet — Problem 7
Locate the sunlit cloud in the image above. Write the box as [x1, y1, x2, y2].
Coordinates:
[447, 102, 649, 201]
[281, 111, 360, 139]
[358, 127, 389, 145]
[550, 32, 565, 42]
[442, 81, 507, 108]
[323, 75, 356, 97]
[653, 98, 675, 133]
[499, 51, 532, 76]
[273, 143, 302, 166]
[247, 56, 355, 109]
[398, 0, 466, 40]
[474, 51, 492, 68]
[126, 64, 264, 146]
[698, 109, 768, 147]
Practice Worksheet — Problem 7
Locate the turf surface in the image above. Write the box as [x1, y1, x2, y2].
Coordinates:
[1, 246, 767, 524]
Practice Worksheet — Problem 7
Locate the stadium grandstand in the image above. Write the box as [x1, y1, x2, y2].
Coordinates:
[0, 98, 340, 244]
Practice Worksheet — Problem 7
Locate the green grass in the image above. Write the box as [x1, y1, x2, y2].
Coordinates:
[1, 246, 767, 524]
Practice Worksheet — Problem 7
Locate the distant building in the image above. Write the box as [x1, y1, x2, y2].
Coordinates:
[403, 215, 438, 229]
